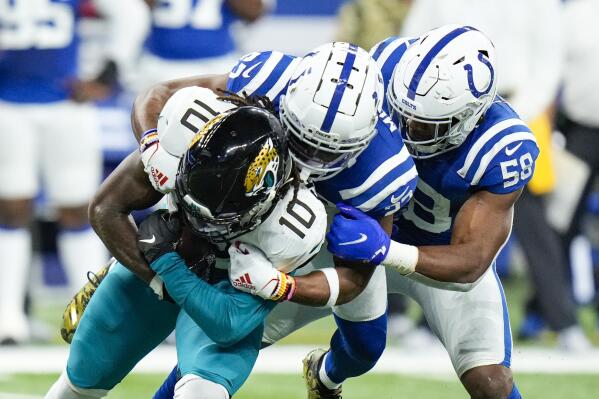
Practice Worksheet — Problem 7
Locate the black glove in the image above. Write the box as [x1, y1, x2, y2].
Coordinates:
[137, 210, 182, 265]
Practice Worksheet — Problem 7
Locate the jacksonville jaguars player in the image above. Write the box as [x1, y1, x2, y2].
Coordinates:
[320, 25, 538, 399]
[0, 0, 149, 344]
[45, 92, 330, 399]
[135, 0, 272, 91]
[136, 42, 418, 399]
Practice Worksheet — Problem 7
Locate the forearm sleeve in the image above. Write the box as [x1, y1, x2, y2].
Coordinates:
[151, 253, 275, 346]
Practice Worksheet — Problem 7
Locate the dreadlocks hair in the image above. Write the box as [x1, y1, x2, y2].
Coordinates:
[216, 90, 277, 116]
[217, 90, 303, 203]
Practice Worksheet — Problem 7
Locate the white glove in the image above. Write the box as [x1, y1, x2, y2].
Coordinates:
[228, 241, 296, 302]
[140, 131, 180, 193]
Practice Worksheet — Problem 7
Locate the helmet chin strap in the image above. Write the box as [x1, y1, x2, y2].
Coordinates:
[299, 168, 312, 183]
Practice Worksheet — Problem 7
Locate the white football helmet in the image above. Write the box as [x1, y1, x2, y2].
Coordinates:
[280, 42, 384, 180]
[387, 25, 498, 158]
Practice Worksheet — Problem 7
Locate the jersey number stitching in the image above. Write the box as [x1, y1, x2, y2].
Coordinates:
[279, 197, 316, 239]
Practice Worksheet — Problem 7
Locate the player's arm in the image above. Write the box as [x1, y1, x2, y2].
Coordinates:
[89, 150, 163, 283]
[414, 189, 520, 283]
[137, 212, 276, 347]
[292, 215, 393, 307]
[327, 190, 521, 288]
[230, 215, 392, 307]
[131, 74, 229, 141]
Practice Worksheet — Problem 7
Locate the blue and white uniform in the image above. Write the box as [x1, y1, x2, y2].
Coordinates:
[0, 0, 148, 204]
[0, 0, 99, 204]
[227, 49, 418, 385]
[135, 0, 261, 90]
[263, 36, 539, 382]
[377, 36, 539, 376]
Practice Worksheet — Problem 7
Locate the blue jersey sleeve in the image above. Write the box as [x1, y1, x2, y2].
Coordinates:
[315, 113, 418, 219]
[456, 101, 539, 194]
[226, 51, 300, 110]
[370, 36, 417, 111]
[477, 139, 539, 194]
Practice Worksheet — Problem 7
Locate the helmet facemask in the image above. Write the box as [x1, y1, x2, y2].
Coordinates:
[174, 106, 292, 243]
[280, 96, 374, 181]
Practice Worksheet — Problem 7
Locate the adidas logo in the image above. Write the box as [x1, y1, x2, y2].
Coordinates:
[232, 273, 255, 290]
[151, 167, 168, 187]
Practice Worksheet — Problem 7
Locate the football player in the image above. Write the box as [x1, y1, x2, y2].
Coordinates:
[304, 25, 538, 399]
[45, 92, 329, 399]
[136, 42, 418, 398]
[0, 0, 149, 344]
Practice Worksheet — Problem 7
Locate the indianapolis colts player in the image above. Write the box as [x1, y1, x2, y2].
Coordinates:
[0, 0, 149, 344]
[135, 42, 418, 399]
[321, 25, 539, 399]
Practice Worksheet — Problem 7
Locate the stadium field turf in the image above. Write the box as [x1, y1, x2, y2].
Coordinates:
[1, 373, 598, 399]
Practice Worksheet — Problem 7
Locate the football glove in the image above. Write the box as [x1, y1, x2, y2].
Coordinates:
[228, 241, 296, 302]
[137, 209, 181, 265]
[61, 258, 116, 344]
[140, 130, 180, 194]
[326, 203, 390, 265]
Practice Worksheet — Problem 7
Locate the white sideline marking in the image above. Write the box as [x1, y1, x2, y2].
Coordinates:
[1, 345, 599, 375]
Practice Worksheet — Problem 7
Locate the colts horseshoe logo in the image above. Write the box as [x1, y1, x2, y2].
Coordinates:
[463, 53, 495, 98]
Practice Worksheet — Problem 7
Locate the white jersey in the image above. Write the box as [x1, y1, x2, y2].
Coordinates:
[229, 185, 327, 274]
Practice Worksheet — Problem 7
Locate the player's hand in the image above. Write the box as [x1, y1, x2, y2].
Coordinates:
[140, 133, 180, 193]
[137, 210, 181, 265]
[228, 241, 296, 301]
[326, 203, 390, 265]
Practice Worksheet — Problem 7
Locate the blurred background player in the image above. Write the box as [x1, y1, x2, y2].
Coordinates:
[555, 0, 599, 334]
[398, 0, 591, 351]
[0, 0, 149, 344]
[134, 0, 273, 91]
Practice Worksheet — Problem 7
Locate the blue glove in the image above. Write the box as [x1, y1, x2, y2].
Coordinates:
[326, 203, 390, 265]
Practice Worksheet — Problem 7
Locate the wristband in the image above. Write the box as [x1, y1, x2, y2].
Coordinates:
[271, 272, 295, 302]
[382, 240, 419, 275]
[140, 128, 159, 153]
[320, 268, 340, 308]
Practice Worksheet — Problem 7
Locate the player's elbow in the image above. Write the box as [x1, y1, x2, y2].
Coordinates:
[459, 255, 493, 285]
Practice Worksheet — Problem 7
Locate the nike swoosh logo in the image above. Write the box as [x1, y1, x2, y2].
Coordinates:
[139, 235, 156, 244]
[242, 62, 262, 78]
[390, 186, 410, 204]
[338, 233, 368, 246]
[504, 142, 523, 156]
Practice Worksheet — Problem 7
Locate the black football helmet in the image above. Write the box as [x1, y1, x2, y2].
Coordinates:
[175, 106, 291, 243]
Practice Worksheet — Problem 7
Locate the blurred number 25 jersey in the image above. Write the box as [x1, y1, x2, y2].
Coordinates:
[227, 50, 419, 219]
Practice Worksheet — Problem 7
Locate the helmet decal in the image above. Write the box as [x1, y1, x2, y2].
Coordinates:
[464, 52, 495, 98]
[407, 26, 476, 100]
[244, 138, 280, 196]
